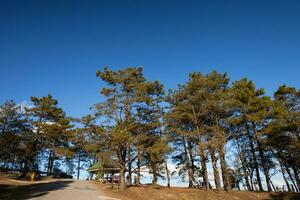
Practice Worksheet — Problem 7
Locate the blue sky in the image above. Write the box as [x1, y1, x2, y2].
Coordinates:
[1, 0, 300, 118]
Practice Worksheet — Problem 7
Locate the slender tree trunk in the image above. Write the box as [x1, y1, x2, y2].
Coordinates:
[127, 146, 132, 186]
[183, 137, 193, 187]
[111, 173, 114, 188]
[187, 140, 195, 183]
[215, 118, 230, 191]
[165, 160, 170, 188]
[28, 139, 38, 172]
[270, 179, 276, 191]
[151, 158, 158, 184]
[244, 174, 251, 191]
[194, 119, 209, 190]
[252, 123, 272, 192]
[291, 165, 300, 191]
[47, 150, 52, 176]
[77, 154, 80, 180]
[236, 142, 251, 191]
[246, 123, 263, 191]
[137, 149, 141, 185]
[250, 170, 254, 191]
[210, 147, 221, 190]
[285, 164, 299, 192]
[89, 173, 94, 180]
[219, 145, 231, 191]
[49, 155, 54, 175]
[279, 160, 291, 192]
[89, 154, 96, 180]
[237, 183, 241, 190]
[199, 144, 209, 190]
[240, 157, 251, 190]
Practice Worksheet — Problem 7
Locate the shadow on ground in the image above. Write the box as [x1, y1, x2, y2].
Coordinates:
[0, 180, 73, 200]
[264, 192, 300, 200]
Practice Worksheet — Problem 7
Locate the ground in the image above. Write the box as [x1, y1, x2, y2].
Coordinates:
[95, 182, 300, 200]
[0, 178, 117, 200]
[1, 178, 300, 200]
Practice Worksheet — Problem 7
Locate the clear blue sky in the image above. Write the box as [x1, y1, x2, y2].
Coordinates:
[1, 0, 300, 118]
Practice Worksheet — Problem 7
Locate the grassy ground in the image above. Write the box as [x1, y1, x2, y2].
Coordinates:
[94, 182, 300, 200]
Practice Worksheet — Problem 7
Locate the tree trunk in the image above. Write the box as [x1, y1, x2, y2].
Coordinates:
[165, 160, 170, 188]
[291, 165, 300, 192]
[241, 161, 251, 191]
[187, 140, 195, 183]
[127, 146, 132, 186]
[219, 145, 231, 191]
[210, 147, 221, 190]
[89, 172, 94, 180]
[279, 160, 291, 192]
[119, 165, 126, 191]
[151, 159, 158, 184]
[195, 120, 209, 190]
[252, 123, 272, 192]
[215, 117, 230, 191]
[183, 137, 193, 187]
[49, 155, 54, 175]
[246, 123, 263, 191]
[285, 164, 299, 192]
[137, 149, 141, 185]
[199, 144, 209, 190]
[77, 154, 80, 180]
[244, 174, 251, 191]
[28, 139, 38, 172]
[270, 179, 276, 191]
[118, 148, 127, 191]
[236, 141, 251, 191]
[250, 170, 254, 191]
[47, 150, 52, 176]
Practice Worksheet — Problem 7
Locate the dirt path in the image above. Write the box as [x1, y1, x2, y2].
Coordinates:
[28, 180, 118, 200]
[0, 178, 119, 200]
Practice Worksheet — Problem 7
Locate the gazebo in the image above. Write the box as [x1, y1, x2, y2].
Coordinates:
[87, 162, 121, 187]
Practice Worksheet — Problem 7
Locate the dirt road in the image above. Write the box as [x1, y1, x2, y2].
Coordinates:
[28, 180, 118, 200]
[0, 178, 119, 200]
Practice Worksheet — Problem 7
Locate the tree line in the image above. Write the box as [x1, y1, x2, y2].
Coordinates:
[0, 67, 299, 192]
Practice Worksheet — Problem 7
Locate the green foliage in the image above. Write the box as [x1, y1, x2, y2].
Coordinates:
[0, 67, 299, 192]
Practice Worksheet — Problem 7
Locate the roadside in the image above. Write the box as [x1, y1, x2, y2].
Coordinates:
[93, 182, 300, 200]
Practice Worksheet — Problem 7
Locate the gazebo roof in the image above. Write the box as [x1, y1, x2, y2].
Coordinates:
[87, 162, 121, 173]
[87, 167, 120, 173]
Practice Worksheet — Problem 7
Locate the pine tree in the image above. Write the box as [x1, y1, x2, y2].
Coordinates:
[95, 66, 164, 190]
[0, 100, 29, 171]
[231, 79, 274, 191]
[26, 95, 71, 175]
[265, 85, 300, 191]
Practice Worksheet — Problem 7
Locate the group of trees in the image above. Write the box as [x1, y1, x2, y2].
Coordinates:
[0, 67, 299, 192]
[165, 72, 299, 192]
[0, 95, 96, 179]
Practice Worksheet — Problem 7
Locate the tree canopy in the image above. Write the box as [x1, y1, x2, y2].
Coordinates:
[0, 67, 299, 192]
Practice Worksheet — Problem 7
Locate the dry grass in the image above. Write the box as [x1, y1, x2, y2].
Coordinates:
[94, 182, 300, 200]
